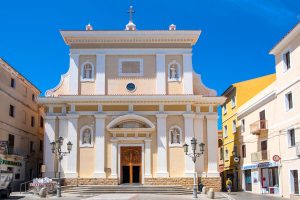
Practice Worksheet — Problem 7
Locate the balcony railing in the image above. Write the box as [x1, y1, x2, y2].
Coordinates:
[251, 150, 269, 162]
[250, 120, 268, 135]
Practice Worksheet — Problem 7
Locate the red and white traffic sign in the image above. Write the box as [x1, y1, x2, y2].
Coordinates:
[273, 155, 281, 162]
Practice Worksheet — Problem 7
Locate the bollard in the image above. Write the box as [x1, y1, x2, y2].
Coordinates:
[39, 187, 47, 198]
[201, 186, 207, 194]
[207, 188, 215, 199]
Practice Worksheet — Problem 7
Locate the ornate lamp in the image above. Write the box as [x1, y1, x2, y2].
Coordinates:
[67, 141, 73, 153]
[50, 142, 55, 153]
[199, 142, 205, 154]
[191, 137, 197, 151]
[183, 143, 189, 155]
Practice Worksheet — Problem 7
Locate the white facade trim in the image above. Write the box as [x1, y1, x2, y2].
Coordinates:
[79, 125, 94, 148]
[118, 58, 144, 77]
[70, 49, 192, 55]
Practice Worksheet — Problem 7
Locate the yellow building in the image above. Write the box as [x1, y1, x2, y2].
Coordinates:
[221, 74, 276, 191]
[0, 58, 44, 188]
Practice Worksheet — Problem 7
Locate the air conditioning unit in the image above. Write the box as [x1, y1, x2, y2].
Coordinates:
[296, 143, 300, 157]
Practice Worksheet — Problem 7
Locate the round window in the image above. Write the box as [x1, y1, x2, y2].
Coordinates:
[126, 83, 136, 92]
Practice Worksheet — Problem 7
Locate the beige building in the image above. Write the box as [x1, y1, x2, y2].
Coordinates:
[38, 17, 225, 190]
[238, 22, 300, 198]
[0, 58, 44, 187]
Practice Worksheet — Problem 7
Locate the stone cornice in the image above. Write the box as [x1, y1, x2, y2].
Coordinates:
[38, 95, 225, 105]
[205, 114, 218, 120]
[66, 113, 80, 119]
[60, 30, 201, 46]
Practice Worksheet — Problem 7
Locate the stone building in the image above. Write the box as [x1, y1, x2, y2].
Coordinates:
[38, 13, 225, 190]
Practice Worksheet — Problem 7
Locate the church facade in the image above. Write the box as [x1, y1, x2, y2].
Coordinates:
[39, 19, 225, 190]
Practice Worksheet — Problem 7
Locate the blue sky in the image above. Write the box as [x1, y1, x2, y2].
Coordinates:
[0, 0, 300, 126]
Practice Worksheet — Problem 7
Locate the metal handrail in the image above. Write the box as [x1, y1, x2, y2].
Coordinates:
[20, 180, 32, 194]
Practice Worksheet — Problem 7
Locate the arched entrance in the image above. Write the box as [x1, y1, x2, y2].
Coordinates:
[106, 114, 155, 184]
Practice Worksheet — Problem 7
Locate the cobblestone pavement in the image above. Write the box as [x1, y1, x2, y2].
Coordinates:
[5, 192, 292, 200]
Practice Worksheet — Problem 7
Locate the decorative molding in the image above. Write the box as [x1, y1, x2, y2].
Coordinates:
[118, 58, 144, 77]
[79, 125, 94, 148]
[167, 60, 182, 82]
[169, 125, 183, 147]
[80, 61, 95, 82]
[106, 114, 155, 130]
[70, 49, 192, 55]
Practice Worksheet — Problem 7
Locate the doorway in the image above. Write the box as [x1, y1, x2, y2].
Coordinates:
[120, 146, 142, 184]
[291, 170, 299, 194]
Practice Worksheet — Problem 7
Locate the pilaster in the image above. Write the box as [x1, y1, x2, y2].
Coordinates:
[144, 139, 152, 178]
[58, 116, 68, 177]
[94, 114, 106, 178]
[183, 54, 193, 94]
[69, 53, 79, 95]
[156, 113, 169, 177]
[156, 54, 166, 94]
[95, 54, 106, 95]
[110, 138, 118, 178]
[183, 113, 195, 177]
[194, 114, 205, 176]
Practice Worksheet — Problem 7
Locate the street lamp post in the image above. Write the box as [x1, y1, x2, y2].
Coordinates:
[50, 137, 73, 197]
[183, 137, 205, 198]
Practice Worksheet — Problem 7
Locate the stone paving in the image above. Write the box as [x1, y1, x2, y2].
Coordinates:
[5, 192, 291, 200]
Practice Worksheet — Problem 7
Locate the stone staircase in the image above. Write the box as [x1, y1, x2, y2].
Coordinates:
[62, 185, 192, 195]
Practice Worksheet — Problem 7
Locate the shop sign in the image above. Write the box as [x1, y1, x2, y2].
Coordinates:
[257, 162, 278, 168]
[241, 164, 258, 170]
[0, 158, 22, 167]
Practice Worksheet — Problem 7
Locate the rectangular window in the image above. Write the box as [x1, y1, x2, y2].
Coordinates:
[231, 96, 236, 108]
[220, 147, 224, 160]
[30, 141, 34, 153]
[14, 173, 20, 180]
[223, 104, 227, 114]
[118, 59, 143, 76]
[40, 117, 44, 128]
[242, 145, 246, 158]
[224, 125, 228, 138]
[10, 78, 15, 88]
[290, 170, 299, 194]
[232, 120, 237, 133]
[39, 140, 43, 151]
[8, 134, 14, 154]
[32, 94, 35, 102]
[283, 51, 291, 71]
[31, 116, 35, 127]
[9, 105, 15, 117]
[241, 119, 245, 133]
[22, 110, 26, 124]
[285, 92, 293, 111]
[288, 128, 296, 147]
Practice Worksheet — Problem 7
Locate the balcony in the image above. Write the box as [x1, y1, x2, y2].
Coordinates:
[250, 120, 268, 135]
[251, 150, 269, 162]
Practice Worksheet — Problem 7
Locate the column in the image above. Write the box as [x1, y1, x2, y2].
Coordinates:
[95, 54, 106, 95]
[206, 114, 219, 177]
[69, 53, 79, 95]
[156, 113, 169, 177]
[94, 114, 106, 178]
[194, 114, 205, 176]
[110, 138, 118, 178]
[156, 54, 166, 94]
[183, 54, 193, 94]
[65, 113, 79, 178]
[144, 138, 152, 178]
[58, 116, 68, 177]
[44, 116, 56, 178]
[183, 113, 195, 177]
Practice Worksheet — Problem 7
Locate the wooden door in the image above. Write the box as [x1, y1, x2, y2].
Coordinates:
[121, 146, 142, 184]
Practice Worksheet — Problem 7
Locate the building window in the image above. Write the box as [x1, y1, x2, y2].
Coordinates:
[290, 170, 299, 194]
[8, 134, 14, 154]
[283, 51, 291, 71]
[224, 125, 228, 138]
[285, 92, 293, 111]
[9, 105, 15, 118]
[242, 145, 246, 158]
[80, 126, 94, 147]
[232, 120, 237, 133]
[40, 117, 44, 128]
[223, 104, 227, 114]
[118, 58, 143, 77]
[231, 96, 236, 108]
[30, 141, 34, 153]
[288, 128, 296, 147]
[31, 116, 35, 127]
[39, 140, 43, 152]
[241, 119, 245, 133]
[169, 126, 182, 147]
[81, 62, 94, 81]
[225, 148, 229, 160]
[168, 60, 181, 81]
[220, 147, 224, 160]
[10, 78, 15, 88]
[32, 94, 35, 102]
[14, 174, 20, 180]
